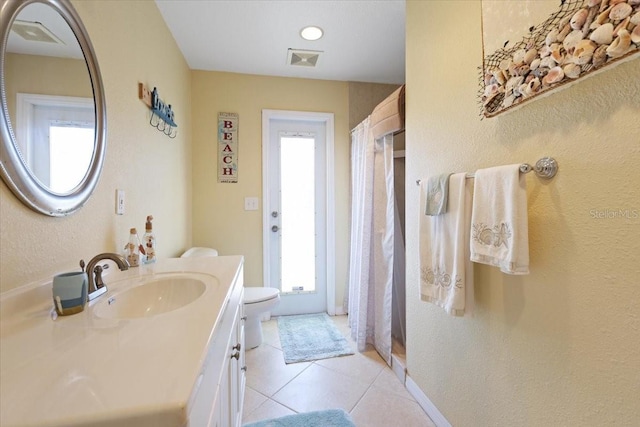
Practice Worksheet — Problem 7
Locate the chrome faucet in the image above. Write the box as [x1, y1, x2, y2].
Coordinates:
[85, 253, 129, 300]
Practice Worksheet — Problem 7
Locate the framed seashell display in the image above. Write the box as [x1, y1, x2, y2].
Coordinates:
[480, 0, 640, 118]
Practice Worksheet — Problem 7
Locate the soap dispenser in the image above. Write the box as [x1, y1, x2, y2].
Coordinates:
[142, 215, 156, 264]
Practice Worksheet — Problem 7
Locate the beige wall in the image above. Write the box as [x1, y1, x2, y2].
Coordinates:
[0, 0, 192, 292]
[191, 71, 350, 308]
[406, 1, 640, 425]
[4, 53, 91, 121]
[348, 81, 400, 131]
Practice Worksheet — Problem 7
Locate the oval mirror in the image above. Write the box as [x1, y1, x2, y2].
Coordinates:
[0, 0, 106, 216]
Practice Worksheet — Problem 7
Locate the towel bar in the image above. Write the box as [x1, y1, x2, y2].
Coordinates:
[416, 156, 558, 186]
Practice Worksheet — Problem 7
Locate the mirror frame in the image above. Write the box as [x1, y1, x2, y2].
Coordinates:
[0, 0, 106, 216]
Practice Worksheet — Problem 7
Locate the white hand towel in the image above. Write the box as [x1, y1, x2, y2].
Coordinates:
[419, 173, 474, 316]
[470, 164, 529, 275]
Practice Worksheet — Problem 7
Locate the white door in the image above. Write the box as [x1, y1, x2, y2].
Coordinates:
[262, 111, 335, 316]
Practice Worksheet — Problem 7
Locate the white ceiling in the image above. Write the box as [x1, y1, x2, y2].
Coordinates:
[154, 0, 406, 84]
[7, 3, 83, 59]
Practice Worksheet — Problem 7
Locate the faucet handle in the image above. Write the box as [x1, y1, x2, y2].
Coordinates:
[93, 263, 109, 272]
[86, 253, 129, 301]
[94, 265, 107, 289]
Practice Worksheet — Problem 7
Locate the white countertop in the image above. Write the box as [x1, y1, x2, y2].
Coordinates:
[0, 256, 244, 427]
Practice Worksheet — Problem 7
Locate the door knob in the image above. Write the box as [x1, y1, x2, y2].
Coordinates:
[271, 225, 279, 232]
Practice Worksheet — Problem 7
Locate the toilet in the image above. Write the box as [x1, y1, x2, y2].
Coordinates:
[181, 247, 218, 257]
[180, 247, 280, 349]
[243, 287, 280, 349]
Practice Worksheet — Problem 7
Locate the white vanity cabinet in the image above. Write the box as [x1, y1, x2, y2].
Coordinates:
[188, 265, 245, 427]
[0, 256, 246, 427]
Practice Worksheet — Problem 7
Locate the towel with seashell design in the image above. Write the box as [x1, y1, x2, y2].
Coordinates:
[419, 173, 474, 316]
[470, 165, 530, 275]
[481, 0, 640, 117]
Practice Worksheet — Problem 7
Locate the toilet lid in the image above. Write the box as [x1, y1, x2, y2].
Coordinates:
[244, 287, 279, 304]
[180, 247, 218, 258]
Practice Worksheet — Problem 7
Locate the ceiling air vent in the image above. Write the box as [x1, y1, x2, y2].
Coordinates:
[11, 20, 64, 44]
[287, 49, 322, 67]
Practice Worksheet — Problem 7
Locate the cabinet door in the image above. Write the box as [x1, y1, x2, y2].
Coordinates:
[227, 305, 244, 427]
[209, 390, 222, 427]
[229, 310, 246, 427]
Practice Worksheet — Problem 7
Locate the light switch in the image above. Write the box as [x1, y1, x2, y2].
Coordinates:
[244, 197, 259, 211]
[116, 189, 125, 215]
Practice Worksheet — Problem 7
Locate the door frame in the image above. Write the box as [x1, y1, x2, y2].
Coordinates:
[261, 109, 336, 315]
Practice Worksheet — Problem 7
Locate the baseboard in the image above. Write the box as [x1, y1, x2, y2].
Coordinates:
[265, 307, 345, 319]
[405, 375, 451, 427]
[390, 353, 406, 385]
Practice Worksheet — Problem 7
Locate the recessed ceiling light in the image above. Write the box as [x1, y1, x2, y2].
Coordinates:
[300, 26, 323, 41]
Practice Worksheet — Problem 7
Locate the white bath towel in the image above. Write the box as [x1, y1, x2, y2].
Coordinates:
[419, 173, 474, 316]
[470, 164, 529, 275]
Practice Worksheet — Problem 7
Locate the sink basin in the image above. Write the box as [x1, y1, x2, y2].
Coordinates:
[93, 276, 207, 319]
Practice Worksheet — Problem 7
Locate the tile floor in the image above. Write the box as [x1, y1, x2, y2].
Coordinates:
[242, 315, 436, 426]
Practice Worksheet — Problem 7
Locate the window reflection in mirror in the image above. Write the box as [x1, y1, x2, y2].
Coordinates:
[4, 2, 95, 194]
[49, 119, 94, 192]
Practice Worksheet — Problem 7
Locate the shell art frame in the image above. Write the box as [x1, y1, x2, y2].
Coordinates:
[479, 0, 640, 118]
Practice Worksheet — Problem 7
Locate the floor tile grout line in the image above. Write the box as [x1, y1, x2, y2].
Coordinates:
[245, 395, 299, 421]
[314, 357, 385, 386]
[266, 396, 301, 415]
[264, 357, 314, 398]
[245, 344, 312, 400]
[369, 367, 420, 404]
[348, 362, 389, 413]
[347, 373, 380, 416]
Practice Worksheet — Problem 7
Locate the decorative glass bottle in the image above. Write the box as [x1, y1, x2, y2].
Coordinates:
[142, 215, 156, 264]
[124, 228, 142, 267]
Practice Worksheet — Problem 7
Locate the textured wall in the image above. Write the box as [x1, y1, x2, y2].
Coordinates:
[348, 81, 400, 131]
[0, 0, 192, 292]
[406, 1, 640, 425]
[4, 54, 91, 120]
[190, 71, 349, 308]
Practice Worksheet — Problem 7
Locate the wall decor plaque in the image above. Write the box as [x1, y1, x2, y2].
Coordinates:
[480, 0, 640, 118]
[218, 112, 238, 183]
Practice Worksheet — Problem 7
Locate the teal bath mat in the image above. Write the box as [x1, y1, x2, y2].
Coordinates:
[243, 409, 356, 427]
[277, 313, 354, 364]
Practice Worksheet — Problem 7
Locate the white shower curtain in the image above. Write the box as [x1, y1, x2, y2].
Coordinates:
[347, 117, 395, 365]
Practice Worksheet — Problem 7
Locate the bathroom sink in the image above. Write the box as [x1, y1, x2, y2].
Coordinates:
[93, 275, 207, 319]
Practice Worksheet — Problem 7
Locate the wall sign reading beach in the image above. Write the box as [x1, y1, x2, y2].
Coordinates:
[218, 112, 239, 183]
[480, 0, 640, 118]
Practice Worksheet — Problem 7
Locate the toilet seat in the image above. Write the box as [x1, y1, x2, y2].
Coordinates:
[180, 247, 218, 257]
[244, 287, 279, 304]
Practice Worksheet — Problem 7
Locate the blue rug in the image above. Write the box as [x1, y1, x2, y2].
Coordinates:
[243, 409, 356, 427]
[277, 313, 354, 364]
